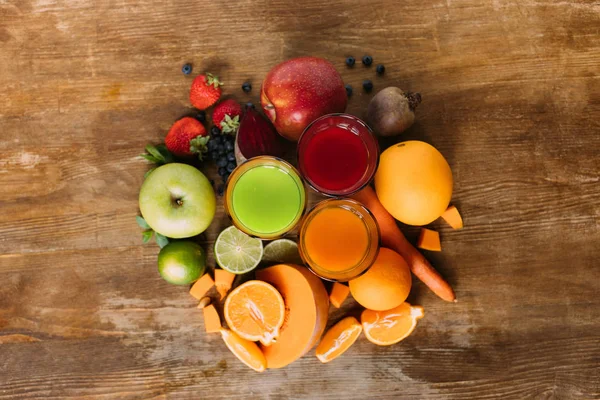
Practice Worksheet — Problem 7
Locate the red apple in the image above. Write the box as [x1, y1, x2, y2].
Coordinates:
[260, 57, 348, 141]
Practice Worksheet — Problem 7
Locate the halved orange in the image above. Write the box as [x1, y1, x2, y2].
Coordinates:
[220, 328, 267, 372]
[315, 316, 362, 363]
[361, 302, 424, 346]
[224, 280, 285, 346]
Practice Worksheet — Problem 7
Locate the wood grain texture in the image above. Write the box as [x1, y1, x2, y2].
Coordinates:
[1, 0, 599, 398]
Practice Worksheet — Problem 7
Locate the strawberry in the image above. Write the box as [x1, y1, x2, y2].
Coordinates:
[165, 117, 209, 160]
[212, 99, 242, 134]
[189, 73, 223, 110]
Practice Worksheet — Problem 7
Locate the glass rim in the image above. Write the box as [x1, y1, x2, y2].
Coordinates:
[224, 156, 307, 240]
[298, 198, 381, 282]
[297, 113, 380, 198]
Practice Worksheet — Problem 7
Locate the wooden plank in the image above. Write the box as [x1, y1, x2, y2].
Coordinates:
[0, 0, 598, 398]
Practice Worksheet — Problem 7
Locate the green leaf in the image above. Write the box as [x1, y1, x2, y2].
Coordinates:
[155, 232, 169, 248]
[140, 153, 160, 163]
[155, 144, 175, 164]
[145, 145, 165, 163]
[190, 136, 210, 161]
[142, 230, 153, 243]
[144, 167, 157, 179]
[136, 216, 151, 229]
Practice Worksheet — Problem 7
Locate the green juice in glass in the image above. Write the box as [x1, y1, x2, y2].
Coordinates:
[225, 157, 306, 239]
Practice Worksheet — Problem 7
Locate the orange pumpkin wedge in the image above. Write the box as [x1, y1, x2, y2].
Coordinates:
[256, 264, 329, 369]
[220, 328, 267, 372]
[315, 316, 362, 363]
[361, 302, 424, 346]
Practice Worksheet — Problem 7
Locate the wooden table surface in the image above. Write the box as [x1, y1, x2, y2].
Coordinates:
[1, 0, 599, 399]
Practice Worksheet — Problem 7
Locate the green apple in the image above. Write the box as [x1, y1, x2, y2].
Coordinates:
[158, 241, 206, 285]
[139, 163, 216, 238]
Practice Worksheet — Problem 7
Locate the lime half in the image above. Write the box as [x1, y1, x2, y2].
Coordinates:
[215, 226, 263, 274]
[262, 239, 303, 265]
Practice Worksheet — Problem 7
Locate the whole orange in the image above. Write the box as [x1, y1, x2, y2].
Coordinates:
[375, 141, 453, 226]
[349, 248, 412, 311]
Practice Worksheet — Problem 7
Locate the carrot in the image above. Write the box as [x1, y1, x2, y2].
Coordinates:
[417, 228, 441, 251]
[329, 282, 350, 308]
[189, 273, 214, 300]
[351, 186, 456, 302]
[214, 269, 236, 300]
[441, 205, 463, 229]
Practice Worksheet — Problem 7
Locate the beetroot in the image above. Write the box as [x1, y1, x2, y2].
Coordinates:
[235, 106, 285, 164]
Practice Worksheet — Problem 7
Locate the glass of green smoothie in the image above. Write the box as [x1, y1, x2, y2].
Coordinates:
[225, 156, 307, 240]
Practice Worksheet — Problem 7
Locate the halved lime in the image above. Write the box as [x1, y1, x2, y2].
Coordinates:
[215, 226, 263, 274]
[262, 239, 303, 265]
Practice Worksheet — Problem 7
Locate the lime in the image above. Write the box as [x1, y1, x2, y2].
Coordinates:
[215, 226, 263, 274]
[262, 239, 303, 264]
[158, 241, 206, 285]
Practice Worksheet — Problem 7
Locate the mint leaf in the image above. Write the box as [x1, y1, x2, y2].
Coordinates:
[145, 145, 165, 163]
[155, 144, 174, 164]
[142, 230, 153, 243]
[140, 153, 160, 163]
[155, 233, 169, 248]
[136, 216, 151, 229]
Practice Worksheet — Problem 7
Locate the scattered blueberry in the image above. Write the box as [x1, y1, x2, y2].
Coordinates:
[246, 102, 254, 109]
[209, 179, 215, 187]
[182, 63, 192, 75]
[195, 110, 206, 122]
[222, 173, 230, 183]
[362, 55, 373, 66]
[345, 84, 353, 97]
[227, 152, 236, 162]
[218, 167, 227, 177]
[211, 126, 221, 136]
[217, 184, 225, 196]
[242, 82, 252, 93]
[363, 79, 373, 93]
[217, 156, 228, 168]
[225, 141, 234, 152]
[226, 162, 236, 173]
[345, 56, 356, 67]
[376, 64, 385, 75]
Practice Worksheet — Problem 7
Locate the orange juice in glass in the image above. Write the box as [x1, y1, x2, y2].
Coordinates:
[299, 199, 380, 281]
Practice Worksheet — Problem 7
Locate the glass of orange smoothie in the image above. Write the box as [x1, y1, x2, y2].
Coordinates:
[298, 199, 380, 281]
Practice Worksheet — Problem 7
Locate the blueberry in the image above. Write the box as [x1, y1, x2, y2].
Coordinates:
[210, 150, 219, 160]
[222, 174, 230, 183]
[227, 152, 236, 162]
[225, 141, 234, 152]
[182, 63, 192, 75]
[362, 55, 373, 66]
[195, 110, 206, 122]
[214, 137, 224, 146]
[246, 102, 254, 109]
[218, 167, 227, 177]
[376, 64, 385, 75]
[345, 84, 353, 97]
[211, 126, 221, 136]
[242, 82, 252, 93]
[217, 156, 228, 168]
[226, 162, 236, 173]
[345, 56, 355, 67]
[207, 140, 217, 151]
[363, 79, 373, 92]
[217, 184, 225, 196]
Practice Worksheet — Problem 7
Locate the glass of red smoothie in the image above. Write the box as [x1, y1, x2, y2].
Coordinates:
[297, 113, 379, 197]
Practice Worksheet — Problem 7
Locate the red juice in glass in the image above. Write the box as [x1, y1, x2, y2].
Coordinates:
[298, 114, 379, 196]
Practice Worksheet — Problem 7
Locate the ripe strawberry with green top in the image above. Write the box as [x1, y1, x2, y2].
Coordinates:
[165, 117, 210, 160]
[212, 99, 242, 134]
[190, 73, 223, 110]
